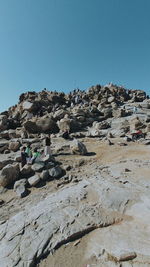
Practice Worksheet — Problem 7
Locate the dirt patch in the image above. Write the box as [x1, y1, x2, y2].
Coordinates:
[38, 232, 98, 267]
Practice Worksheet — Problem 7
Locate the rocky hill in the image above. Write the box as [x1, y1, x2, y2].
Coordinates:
[0, 83, 150, 267]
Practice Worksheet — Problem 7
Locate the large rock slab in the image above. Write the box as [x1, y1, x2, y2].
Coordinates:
[0, 180, 121, 267]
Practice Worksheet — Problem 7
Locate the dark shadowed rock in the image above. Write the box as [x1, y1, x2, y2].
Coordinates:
[49, 166, 64, 179]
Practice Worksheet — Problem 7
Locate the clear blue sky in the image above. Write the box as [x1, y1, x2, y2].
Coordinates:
[0, 0, 150, 112]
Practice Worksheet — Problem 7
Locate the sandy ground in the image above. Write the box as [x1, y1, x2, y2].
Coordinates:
[38, 233, 98, 267]
[36, 137, 150, 267]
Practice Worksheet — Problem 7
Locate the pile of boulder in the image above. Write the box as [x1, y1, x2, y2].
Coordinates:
[0, 152, 65, 197]
[0, 83, 150, 197]
[0, 83, 148, 137]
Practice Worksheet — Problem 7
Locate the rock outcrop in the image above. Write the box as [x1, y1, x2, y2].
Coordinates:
[0, 83, 150, 267]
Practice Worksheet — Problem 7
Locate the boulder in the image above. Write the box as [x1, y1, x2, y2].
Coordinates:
[103, 107, 112, 118]
[28, 174, 40, 186]
[9, 141, 20, 152]
[111, 118, 129, 133]
[92, 121, 110, 130]
[22, 101, 36, 112]
[31, 163, 45, 172]
[49, 166, 64, 179]
[130, 116, 144, 131]
[0, 130, 9, 139]
[112, 108, 126, 118]
[36, 117, 59, 133]
[8, 129, 17, 139]
[40, 170, 50, 180]
[20, 165, 34, 178]
[87, 121, 107, 137]
[70, 139, 87, 155]
[108, 96, 115, 103]
[41, 154, 55, 164]
[0, 155, 14, 170]
[57, 116, 71, 132]
[14, 179, 28, 198]
[23, 120, 39, 134]
[53, 109, 68, 120]
[0, 163, 20, 187]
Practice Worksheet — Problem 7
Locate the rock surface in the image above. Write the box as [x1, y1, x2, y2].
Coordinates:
[0, 84, 150, 266]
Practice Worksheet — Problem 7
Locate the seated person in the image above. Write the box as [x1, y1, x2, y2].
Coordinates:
[31, 148, 41, 164]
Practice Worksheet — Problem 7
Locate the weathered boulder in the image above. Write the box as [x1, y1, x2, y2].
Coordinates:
[9, 141, 20, 152]
[40, 170, 50, 180]
[130, 116, 145, 131]
[53, 109, 68, 120]
[112, 108, 126, 118]
[49, 166, 64, 179]
[0, 163, 20, 187]
[103, 107, 112, 118]
[0, 130, 9, 139]
[23, 120, 39, 134]
[41, 154, 55, 164]
[36, 117, 59, 133]
[93, 121, 110, 130]
[23, 117, 59, 134]
[31, 163, 45, 172]
[108, 96, 115, 103]
[87, 121, 110, 137]
[0, 154, 14, 170]
[28, 174, 40, 186]
[14, 179, 28, 198]
[111, 118, 129, 132]
[20, 165, 34, 178]
[22, 101, 36, 112]
[57, 115, 71, 132]
[8, 129, 17, 139]
[70, 139, 87, 155]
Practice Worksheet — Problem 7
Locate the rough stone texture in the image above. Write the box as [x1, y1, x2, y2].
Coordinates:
[28, 174, 41, 186]
[70, 139, 87, 155]
[0, 163, 20, 187]
[20, 165, 34, 178]
[40, 170, 50, 180]
[49, 166, 63, 179]
[0, 84, 150, 266]
[31, 163, 45, 172]
[22, 101, 35, 112]
[9, 141, 21, 152]
[57, 116, 71, 132]
[36, 117, 59, 133]
[0, 180, 122, 267]
[14, 179, 27, 198]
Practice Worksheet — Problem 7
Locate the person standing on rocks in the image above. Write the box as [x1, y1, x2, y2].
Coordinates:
[21, 147, 28, 167]
[44, 134, 51, 156]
